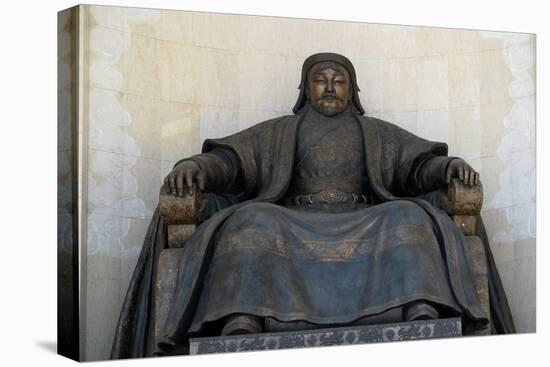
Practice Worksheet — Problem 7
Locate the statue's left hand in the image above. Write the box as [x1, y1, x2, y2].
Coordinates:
[446, 159, 479, 186]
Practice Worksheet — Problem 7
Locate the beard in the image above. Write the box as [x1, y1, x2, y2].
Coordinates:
[312, 99, 348, 117]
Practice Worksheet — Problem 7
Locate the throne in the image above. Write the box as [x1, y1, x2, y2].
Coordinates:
[151, 179, 490, 352]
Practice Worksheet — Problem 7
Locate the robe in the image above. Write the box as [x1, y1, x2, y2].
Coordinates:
[111, 112, 516, 359]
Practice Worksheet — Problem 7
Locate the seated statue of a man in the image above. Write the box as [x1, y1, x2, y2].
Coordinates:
[111, 53, 515, 358]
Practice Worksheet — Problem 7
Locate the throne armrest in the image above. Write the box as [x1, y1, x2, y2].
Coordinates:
[442, 178, 491, 336]
[445, 179, 490, 334]
[445, 178, 483, 236]
[152, 186, 205, 348]
[159, 184, 204, 248]
[159, 184, 203, 224]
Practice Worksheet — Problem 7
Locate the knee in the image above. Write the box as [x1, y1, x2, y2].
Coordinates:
[229, 203, 280, 228]
[234, 202, 276, 217]
[384, 200, 430, 223]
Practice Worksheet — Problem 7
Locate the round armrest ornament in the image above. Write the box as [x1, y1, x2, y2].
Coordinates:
[448, 178, 483, 216]
[159, 184, 202, 225]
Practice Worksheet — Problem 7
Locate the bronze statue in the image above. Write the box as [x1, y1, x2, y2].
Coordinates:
[111, 53, 515, 359]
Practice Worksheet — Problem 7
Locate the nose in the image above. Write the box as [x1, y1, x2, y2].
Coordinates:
[325, 80, 335, 93]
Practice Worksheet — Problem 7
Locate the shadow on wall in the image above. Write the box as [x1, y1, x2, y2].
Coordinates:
[36, 341, 57, 354]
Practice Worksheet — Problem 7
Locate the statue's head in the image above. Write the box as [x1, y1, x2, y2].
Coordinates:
[293, 53, 365, 116]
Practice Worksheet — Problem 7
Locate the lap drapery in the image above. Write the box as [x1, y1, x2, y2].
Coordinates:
[188, 200, 460, 333]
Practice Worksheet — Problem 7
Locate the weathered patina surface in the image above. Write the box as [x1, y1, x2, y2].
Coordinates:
[111, 53, 515, 359]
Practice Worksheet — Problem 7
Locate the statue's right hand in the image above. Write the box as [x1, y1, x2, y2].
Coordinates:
[164, 160, 206, 196]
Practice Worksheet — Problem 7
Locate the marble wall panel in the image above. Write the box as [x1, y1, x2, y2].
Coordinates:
[479, 155, 505, 205]
[447, 51, 481, 108]
[479, 99, 512, 158]
[491, 149, 536, 209]
[353, 59, 385, 114]
[128, 9, 194, 45]
[88, 88, 200, 162]
[88, 150, 143, 217]
[159, 102, 201, 161]
[89, 5, 161, 35]
[193, 12, 240, 51]
[416, 55, 449, 110]
[507, 43, 535, 100]
[128, 156, 163, 214]
[383, 57, 418, 112]
[497, 255, 536, 333]
[239, 15, 295, 56]
[87, 249, 122, 281]
[415, 27, 481, 57]
[477, 37, 536, 333]
[371, 111, 418, 136]
[237, 108, 287, 132]
[90, 26, 198, 104]
[497, 96, 536, 161]
[160, 11, 195, 44]
[89, 25, 128, 92]
[480, 48, 515, 104]
[196, 47, 240, 109]
[72, 5, 536, 360]
[356, 24, 417, 59]
[482, 209, 536, 266]
[417, 108, 450, 145]
[199, 105, 240, 142]
[90, 6, 195, 47]
[88, 88, 133, 155]
[154, 42, 198, 104]
[121, 33, 181, 101]
[448, 104, 481, 160]
[238, 53, 299, 112]
[286, 19, 365, 59]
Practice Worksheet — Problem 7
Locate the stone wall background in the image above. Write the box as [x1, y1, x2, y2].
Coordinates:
[60, 5, 535, 361]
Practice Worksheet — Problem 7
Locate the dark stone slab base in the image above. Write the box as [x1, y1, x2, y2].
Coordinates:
[189, 317, 462, 355]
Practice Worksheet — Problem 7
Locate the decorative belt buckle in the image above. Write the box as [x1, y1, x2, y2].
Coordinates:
[319, 189, 346, 204]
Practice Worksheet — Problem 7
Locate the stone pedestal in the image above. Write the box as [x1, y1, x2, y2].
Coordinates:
[189, 318, 462, 355]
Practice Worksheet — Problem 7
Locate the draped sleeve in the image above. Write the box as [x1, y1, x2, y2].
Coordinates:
[201, 116, 291, 201]
[370, 118, 449, 196]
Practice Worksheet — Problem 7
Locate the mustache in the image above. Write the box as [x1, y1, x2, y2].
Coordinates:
[317, 93, 343, 101]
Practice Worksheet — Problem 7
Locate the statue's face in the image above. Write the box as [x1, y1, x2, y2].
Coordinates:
[306, 62, 351, 116]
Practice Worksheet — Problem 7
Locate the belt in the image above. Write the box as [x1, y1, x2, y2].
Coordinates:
[284, 189, 368, 206]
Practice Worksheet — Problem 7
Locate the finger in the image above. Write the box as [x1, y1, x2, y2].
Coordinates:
[196, 171, 206, 191]
[176, 172, 184, 196]
[464, 170, 470, 185]
[458, 166, 464, 181]
[469, 170, 476, 186]
[446, 169, 452, 184]
[185, 169, 194, 196]
[474, 172, 479, 185]
[168, 174, 176, 195]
